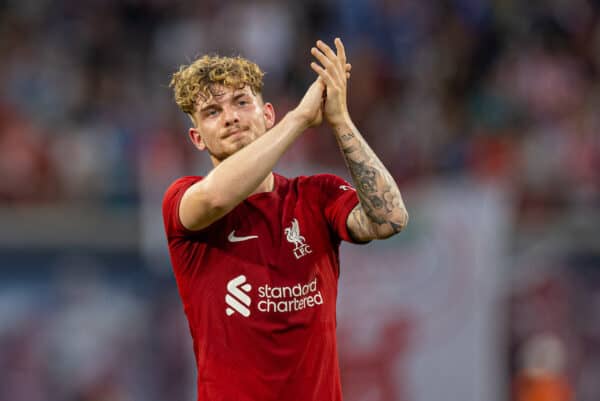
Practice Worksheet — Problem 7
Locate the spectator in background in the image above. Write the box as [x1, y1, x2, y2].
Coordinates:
[513, 333, 573, 401]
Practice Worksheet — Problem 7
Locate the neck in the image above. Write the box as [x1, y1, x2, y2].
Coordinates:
[250, 173, 274, 196]
[209, 155, 274, 197]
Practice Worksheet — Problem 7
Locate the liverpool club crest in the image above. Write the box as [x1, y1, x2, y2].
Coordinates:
[284, 218, 312, 259]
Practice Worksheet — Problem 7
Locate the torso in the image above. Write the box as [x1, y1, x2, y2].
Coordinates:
[163, 173, 359, 401]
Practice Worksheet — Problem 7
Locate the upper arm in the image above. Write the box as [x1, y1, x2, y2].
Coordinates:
[179, 180, 230, 231]
[346, 204, 378, 242]
[346, 203, 408, 242]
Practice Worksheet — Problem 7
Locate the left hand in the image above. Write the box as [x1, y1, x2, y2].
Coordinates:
[310, 38, 352, 127]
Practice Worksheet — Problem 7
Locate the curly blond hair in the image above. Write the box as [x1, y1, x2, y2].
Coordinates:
[169, 55, 265, 115]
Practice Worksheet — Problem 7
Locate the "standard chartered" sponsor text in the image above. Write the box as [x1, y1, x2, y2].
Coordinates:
[257, 277, 323, 313]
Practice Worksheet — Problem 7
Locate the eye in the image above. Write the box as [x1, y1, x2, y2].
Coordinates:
[205, 109, 219, 117]
[238, 99, 249, 106]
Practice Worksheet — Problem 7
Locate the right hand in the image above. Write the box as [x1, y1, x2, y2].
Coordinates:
[293, 77, 325, 129]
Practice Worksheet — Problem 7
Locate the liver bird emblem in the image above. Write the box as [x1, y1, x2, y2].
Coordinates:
[285, 218, 306, 248]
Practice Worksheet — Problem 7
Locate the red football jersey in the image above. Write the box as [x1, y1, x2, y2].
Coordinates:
[162, 173, 360, 401]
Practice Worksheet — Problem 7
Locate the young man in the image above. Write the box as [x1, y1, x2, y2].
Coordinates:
[163, 38, 408, 401]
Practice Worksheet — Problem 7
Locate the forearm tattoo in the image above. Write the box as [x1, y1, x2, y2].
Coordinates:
[337, 131, 408, 237]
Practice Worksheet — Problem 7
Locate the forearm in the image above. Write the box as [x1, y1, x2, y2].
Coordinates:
[180, 77, 325, 231]
[181, 111, 308, 230]
[334, 117, 408, 237]
[201, 111, 307, 206]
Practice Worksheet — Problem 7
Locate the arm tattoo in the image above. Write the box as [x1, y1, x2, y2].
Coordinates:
[346, 158, 377, 194]
[336, 130, 408, 238]
[340, 132, 355, 142]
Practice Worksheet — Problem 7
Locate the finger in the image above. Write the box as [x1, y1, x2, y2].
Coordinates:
[311, 62, 337, 88]
[317, 40, 345, 78]
[311, 47, 333, 68]
[335, 37, 347, 64]
[345, 63, 352, 71]
[346, 72, 351, 79]
[311, 47, 342, 81]
[316, 40, 338, 63]
[310, 61, 331, 82]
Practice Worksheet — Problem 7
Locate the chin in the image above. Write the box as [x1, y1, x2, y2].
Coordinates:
[238, 134, 257, 147]
[226, 139, 251, 155]
[218, 133, 256, 157]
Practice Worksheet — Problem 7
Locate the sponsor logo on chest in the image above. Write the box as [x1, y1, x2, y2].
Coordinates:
[225, 275, 252, 317]
[284, 218, 312, 259]
[225, 274, 324, 317]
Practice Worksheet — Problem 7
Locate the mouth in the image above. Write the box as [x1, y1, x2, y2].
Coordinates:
[222, 127, 249, 139]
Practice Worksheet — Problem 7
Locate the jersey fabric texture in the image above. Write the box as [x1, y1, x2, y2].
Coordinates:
[162, 173, 361, 401]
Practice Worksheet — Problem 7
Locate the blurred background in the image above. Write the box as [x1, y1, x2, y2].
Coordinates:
[1, 0, 599, 400]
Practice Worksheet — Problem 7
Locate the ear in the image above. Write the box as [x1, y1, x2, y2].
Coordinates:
[263, 102, 276, 129]
[188, 127, 206, 151]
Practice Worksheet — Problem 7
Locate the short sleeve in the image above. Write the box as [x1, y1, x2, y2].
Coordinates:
[310, 174, 361, 243]
[162, 176, 203, 239]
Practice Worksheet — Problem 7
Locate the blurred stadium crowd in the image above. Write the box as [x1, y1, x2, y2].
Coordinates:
[1, 0, 599, 207]
[1, 0, 599, 400]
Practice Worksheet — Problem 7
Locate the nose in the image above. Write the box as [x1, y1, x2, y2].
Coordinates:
[223, 106, 240, 127]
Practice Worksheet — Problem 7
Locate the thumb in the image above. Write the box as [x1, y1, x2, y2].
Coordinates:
[312, 76, 325, 91]
[315, 77, 326, 98]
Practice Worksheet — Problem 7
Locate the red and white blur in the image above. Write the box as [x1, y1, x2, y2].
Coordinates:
[0, 1, 598, 401]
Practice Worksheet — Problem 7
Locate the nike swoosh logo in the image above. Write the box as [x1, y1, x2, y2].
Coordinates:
[228, 230, 259, 243]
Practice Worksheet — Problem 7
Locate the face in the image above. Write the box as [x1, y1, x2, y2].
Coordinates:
[189, 84, 275, 164]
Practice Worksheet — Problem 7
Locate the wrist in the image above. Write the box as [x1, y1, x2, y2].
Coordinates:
[330, 114, 354, 133]
[289, 107, 322, 131]
[285, 109, 307, 129]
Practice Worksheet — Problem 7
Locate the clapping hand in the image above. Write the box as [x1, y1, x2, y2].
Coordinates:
[310, 38, 352, 127]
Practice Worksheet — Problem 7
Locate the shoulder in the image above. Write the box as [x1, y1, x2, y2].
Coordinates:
[164, 176, 203, 195]
[284, 174, 356, 207]
[162, 176, 203, 209]
[303, 174, 355, 196]
[162, 176, 206, 237]
[292, 173, 350, 189]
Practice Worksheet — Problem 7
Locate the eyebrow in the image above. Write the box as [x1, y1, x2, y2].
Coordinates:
[199, 103, 219, 113]
[232, 93, 249, 101]
[198, 93, 249, 113]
